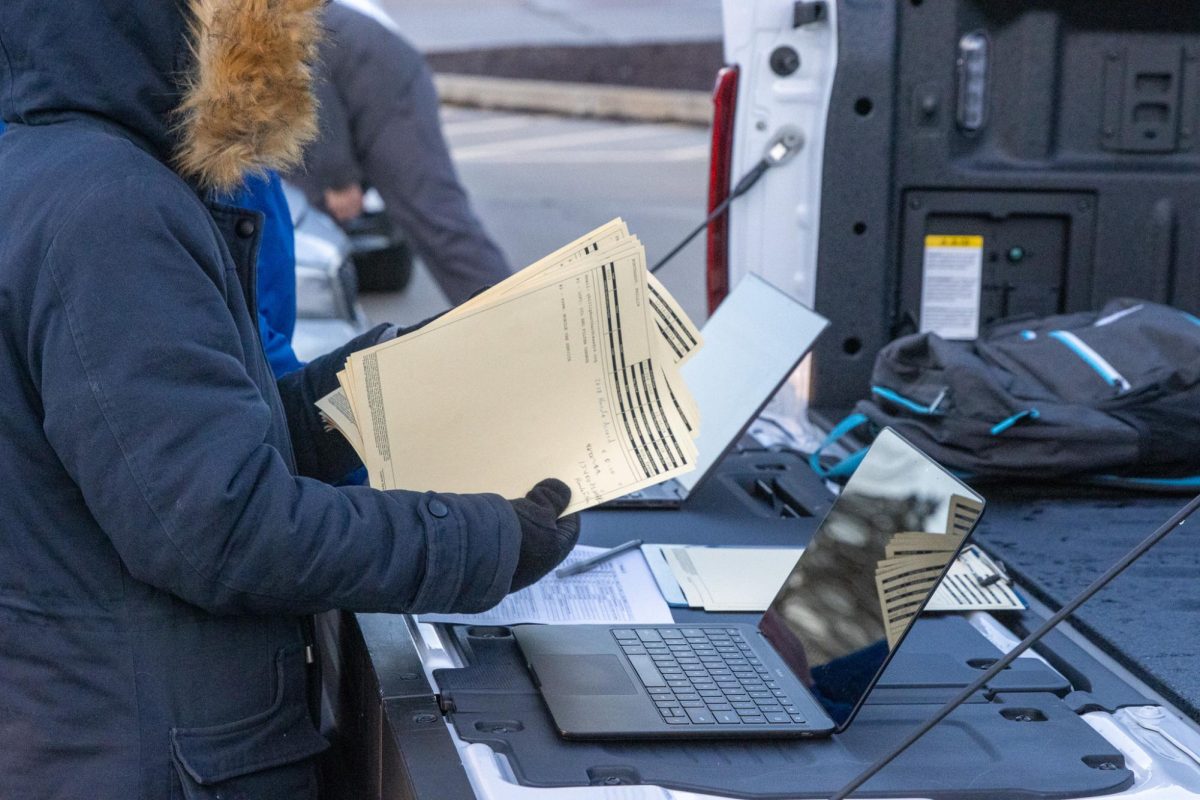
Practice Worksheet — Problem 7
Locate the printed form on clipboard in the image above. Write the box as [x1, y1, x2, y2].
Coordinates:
[643, 543, 1024, 614]
[419, 544, 673, 626]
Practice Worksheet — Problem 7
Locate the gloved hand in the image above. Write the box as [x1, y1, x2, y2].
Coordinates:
[376, 314, 440, 343]
[508, 478, 581, 592]
[376, 284, 495, 343]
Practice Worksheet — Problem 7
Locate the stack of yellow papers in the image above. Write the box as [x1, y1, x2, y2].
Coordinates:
[316, 219, 703, 514]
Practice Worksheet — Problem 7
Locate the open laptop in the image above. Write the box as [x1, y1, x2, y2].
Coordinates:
[606, 273, 829, 508]
[514, 428, 985, 739]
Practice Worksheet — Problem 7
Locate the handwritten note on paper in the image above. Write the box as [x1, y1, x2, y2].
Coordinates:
[419, 545, 674, 627]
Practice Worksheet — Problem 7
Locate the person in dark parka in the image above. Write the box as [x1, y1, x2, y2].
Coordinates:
[286, 2, 512, 304]
[0, 2, 578, 798]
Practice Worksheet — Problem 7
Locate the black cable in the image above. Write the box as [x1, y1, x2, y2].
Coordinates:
[649, 158, 772, 274]
[829, 491, 1200, 800]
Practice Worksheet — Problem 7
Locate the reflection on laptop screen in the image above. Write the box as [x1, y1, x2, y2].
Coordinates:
[758, 429, 984, 729]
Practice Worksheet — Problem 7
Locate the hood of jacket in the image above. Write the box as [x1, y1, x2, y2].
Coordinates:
[0, 0, 321, 192]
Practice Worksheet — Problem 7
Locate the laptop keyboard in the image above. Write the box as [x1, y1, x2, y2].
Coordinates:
[613, 627, 808, 727]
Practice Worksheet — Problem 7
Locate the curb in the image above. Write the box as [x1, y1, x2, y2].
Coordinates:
[433, 73, 713, 127]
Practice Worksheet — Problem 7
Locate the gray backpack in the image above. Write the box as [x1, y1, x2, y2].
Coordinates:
[813, 299, 1200, 490]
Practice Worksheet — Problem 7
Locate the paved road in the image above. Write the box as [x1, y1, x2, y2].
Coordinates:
[374, 0, 722, 52]
[360, 107, 712, 329]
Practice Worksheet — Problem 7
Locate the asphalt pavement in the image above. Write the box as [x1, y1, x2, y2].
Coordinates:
[374, 0, 722, 52]
[357, 0, 716, 329]
[375, 0, 723, 105]
[360, 106, 711, 329]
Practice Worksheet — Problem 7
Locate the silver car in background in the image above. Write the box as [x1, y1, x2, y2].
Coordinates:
[283, 182, 370, 362]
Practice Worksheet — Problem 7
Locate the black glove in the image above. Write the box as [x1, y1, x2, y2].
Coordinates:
[377, 285, 496, 343]
[376, 313, 441, 343]
[508, 478, 581, 592]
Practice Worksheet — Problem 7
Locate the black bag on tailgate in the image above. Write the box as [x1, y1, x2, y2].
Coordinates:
[814, 299, 1200, 488]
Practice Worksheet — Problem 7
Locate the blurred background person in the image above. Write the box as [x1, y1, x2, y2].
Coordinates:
[287, 1, 512, 304]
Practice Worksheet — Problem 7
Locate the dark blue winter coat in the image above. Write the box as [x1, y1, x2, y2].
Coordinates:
[0, 3, 521, 798]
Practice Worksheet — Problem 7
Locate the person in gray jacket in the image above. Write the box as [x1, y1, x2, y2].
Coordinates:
[0, 1, 576, 797]
[288, 2, 512, 304]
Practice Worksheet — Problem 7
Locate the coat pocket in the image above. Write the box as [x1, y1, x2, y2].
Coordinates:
[170, 646, 329, 800]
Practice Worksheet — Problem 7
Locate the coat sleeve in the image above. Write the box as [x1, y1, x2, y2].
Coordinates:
[300, 70, 363, 196]
[32, 178, 521, 617]
[339, 29, 512, 304]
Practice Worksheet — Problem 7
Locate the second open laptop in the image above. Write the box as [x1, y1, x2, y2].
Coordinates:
[605, 273, 829, 508]
[514, 428, 985, 739]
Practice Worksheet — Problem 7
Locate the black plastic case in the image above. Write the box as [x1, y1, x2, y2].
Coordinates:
[436, 617, 1133, 799]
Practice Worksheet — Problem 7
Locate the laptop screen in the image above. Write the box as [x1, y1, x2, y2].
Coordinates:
[758, 428, 984, 730]
[675, 274, 828, 493]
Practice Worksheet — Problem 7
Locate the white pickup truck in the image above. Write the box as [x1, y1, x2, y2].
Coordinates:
[707, 2, 1200, 798]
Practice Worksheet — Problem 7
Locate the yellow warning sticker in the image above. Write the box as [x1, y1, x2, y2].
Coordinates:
[925, 234, 984, 248]
[920, 234, 984, 340]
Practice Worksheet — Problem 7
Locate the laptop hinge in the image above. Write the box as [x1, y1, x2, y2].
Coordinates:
[436, 692, 456, 715]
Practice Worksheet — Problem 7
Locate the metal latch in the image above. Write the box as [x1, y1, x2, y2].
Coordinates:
[1101, 45, 1190, 153]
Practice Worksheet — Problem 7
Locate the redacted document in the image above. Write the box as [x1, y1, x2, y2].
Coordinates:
[340, 229, 699, 513]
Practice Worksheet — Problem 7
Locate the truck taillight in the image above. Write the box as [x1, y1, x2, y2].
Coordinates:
[706, 65, 739, 314]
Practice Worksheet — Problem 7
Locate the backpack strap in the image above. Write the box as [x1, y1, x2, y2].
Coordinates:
[1087, 474, 1200, 493]
[870, 385, 947, 415]
[990, 408, 1040, 435]
[810, 413, 871, 480]
[1047, 330, 1132, 391]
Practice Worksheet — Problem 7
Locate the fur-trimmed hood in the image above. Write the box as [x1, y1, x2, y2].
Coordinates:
[0, 0, 322, 193]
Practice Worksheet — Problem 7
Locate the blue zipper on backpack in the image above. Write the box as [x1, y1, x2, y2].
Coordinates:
[990, 408, 1040, 435]
[1047, 330, 1131, 391]
[870, 386, 946, 415]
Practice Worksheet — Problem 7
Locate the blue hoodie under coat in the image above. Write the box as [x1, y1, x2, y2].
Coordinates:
[230, 172, 306, 377]
[0, 3, 521, 798]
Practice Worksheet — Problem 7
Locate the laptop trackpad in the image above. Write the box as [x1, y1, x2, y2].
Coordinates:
[536, 654, 637, 695]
